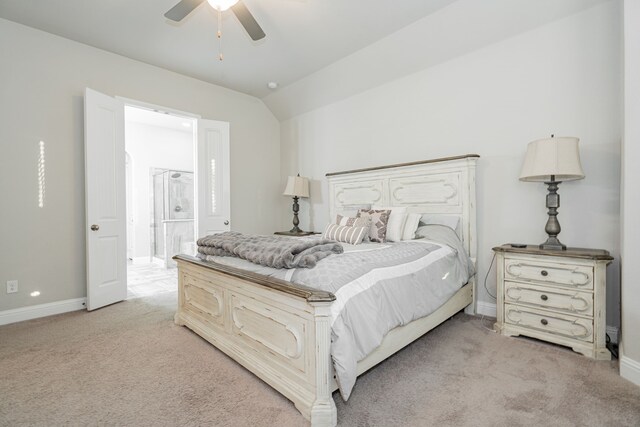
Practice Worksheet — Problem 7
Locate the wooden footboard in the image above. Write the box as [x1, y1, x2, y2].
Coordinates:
[174, 255, 337, 426]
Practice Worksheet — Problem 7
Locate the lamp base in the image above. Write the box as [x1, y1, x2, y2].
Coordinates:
[289, 196, 304, 234]
[540, 178, 567, 251]
[539, 236, 566, 251]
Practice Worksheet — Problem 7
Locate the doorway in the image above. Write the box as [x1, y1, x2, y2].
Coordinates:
[84, 88, 231, 310]
[124, 105, 196, 299]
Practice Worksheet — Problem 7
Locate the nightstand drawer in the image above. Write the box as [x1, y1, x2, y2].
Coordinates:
[504, 304, 593, 343]
[504, 281, 593, 316]
[504, 258, 593, 290]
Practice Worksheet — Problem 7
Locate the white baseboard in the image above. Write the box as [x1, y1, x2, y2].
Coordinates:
[0, 298, 86, 326]
[476, 301, 497, 318]
[620, 354, 640, 387]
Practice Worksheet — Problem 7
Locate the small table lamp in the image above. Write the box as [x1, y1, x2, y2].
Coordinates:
[283, 174, 310, 234]
[520, 136, 585, 250]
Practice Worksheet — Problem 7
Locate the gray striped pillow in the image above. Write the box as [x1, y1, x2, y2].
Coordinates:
[322, 223, 368, 245]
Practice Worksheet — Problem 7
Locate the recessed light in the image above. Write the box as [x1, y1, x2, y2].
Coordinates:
[267, 82, 278, 90]
[30, 291, 40, 297]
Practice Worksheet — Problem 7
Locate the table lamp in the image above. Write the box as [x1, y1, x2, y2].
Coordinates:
[283, 174, 310, 234]
[519, 136, 585, 250]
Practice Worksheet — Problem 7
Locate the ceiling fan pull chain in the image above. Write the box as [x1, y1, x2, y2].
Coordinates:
[217, 10, 224, 61]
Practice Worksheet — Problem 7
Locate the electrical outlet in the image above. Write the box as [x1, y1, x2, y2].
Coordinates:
[7, 280, 18, 294]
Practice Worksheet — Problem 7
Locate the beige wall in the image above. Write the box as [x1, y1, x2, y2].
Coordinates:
[0, 18, 280, 311]
[620, 0, 640, 386]
[280, 2, 622, 325]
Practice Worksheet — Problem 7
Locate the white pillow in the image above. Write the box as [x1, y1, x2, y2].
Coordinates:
[419, 214, 460, 232]
[401, 213, 422, 240]
[372, 206, 407, 242]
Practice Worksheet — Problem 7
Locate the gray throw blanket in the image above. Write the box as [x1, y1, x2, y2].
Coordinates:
[196, 231, 343, 269]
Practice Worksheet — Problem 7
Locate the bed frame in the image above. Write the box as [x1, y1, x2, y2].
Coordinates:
[174, 154, 478, 426]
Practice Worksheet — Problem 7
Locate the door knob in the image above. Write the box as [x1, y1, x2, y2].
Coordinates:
[91, 224, 99, 231]
[224, 220, 229, 225]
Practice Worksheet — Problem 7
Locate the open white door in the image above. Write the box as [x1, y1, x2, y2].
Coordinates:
[197, 119, 230, 238]
[84, 88, 127, 311]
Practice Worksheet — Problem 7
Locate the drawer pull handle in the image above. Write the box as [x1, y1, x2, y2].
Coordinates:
[540, 270, 548, 277]
[540, 319, 549, 326]
[540, 294, 548, 301]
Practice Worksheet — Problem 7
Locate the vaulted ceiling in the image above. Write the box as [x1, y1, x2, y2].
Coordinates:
[0, 0, 457, 98]
[0, 0, 610, 119]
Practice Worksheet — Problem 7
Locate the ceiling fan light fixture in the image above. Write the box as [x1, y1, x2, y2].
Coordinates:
[207, 0, 239, 11]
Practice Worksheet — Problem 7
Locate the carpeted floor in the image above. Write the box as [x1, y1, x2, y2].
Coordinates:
[1, 293, 639, 426]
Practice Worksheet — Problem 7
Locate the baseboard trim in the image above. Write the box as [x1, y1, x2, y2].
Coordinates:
[476, 301, 497, 318]
[0, 298, 86, 326]
[620, 354, 640, 387]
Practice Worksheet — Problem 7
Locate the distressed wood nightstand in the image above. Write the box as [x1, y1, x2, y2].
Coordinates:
[493, 244, 613, 360]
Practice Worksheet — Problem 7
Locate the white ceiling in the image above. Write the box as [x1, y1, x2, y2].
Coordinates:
[0, 0, 458, 98]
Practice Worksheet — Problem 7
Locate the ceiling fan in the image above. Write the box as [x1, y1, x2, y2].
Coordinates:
[164, 0, 266, 41]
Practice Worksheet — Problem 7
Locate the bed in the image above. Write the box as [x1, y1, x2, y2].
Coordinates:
[174, 154, 479, 426]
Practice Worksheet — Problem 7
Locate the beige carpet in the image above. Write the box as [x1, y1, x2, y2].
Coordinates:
[1, 293, 639, 427]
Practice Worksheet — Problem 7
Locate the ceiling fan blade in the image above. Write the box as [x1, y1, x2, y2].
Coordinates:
[164, 0, 206, 22]
[231, 1, 266, 41]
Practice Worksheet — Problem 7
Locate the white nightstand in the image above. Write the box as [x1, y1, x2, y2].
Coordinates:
[493, 244, 613, 360]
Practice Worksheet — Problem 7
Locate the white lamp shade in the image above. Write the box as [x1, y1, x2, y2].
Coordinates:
[207, 0, 239, 11]
[519, 137, 585, 182]
[283, 176, 310, 198]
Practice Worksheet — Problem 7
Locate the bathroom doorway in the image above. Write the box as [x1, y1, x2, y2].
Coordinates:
[84, 88, 230, 310]
[124, 105, 196, 298]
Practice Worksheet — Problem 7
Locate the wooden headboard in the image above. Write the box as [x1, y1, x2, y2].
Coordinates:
[325, 154, 479, 263]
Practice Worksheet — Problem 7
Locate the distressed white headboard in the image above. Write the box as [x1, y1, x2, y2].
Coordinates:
[325, 155, 479, 263]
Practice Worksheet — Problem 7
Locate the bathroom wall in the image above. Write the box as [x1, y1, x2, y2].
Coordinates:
[125, 120, 194, 261]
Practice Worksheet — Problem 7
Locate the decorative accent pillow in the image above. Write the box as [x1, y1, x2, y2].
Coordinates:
[401, 213, 422, 240]
[322, 223, 369, 245]
[335, 214, 371, 229]
[356, 209, 391, 243]
[371, 206, 407, 242]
